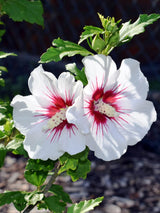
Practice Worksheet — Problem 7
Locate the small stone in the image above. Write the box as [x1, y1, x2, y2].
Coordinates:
[110, 196, 135, 208]
[104, 204, 121, 213]
[5, 156, 16, 167]
[8, 172, 19, 183]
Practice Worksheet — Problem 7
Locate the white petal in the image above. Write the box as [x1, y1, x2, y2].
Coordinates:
[11, 95, 42, 135]
[66, 93, 90, 134]
[115, 100, 157, 145]
[24, 122, 64, 160]
[86, 120, 127, 161]
[28, 65, 59, 107]
[82, 54, 118, 90]
[58, 127, 86, 155]
[117, 59, 149, 99]
[24, 121, 86, 160]
[58, 72, 83, 102]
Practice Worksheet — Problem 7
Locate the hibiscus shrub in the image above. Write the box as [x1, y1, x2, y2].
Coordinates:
[0, 3, 160, 212]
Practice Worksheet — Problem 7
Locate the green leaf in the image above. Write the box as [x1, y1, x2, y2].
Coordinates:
[25, 159, 55, 172]
[0, 130, 5, 138]
[59, 148, 91, 181]
[0, 191, 27, 211]
[119, 14, 160, 44]
[40, 38, 92, 63]
[0, 29, 5, 42]
[25, 192, 44, 205]
[79, 26, 104, 44]
[1, 0, 44, 26]
[4, 119, 14, 136]
[37, 201, 48, 210]
[65, 63, 88, 86]
[0, 66, 8, 72]
[59, 155, 79, 174]
[44, 196, 66, 213]
[6, 134, 24, 150]
[0, 51, 17, 59]
[73, 147, 90, 161]
[24, 170, 48, 186]
[0, 144, 7, 168]
[67, 159, 91, 182]
[6, 134, 28, 157]
[0, 78, 5, 87]
[98, 13, 121, 32]
[49, 184, 72, 203]
[67, 197, 104, 213]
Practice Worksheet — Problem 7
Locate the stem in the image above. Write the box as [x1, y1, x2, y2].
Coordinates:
[42, 161, 60, 194]
[23, 161, 61, 213]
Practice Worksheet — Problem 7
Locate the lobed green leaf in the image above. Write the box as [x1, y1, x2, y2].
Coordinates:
[58, 156, 79, 174]
[40, 38, 92, 63]
[119, 14, 160, 44]
[59, 148, 91, 181]
[67, 196, 104, 213]
[79, 26, 104, 44]
[24, 170, 48, 186]
[67, 158, 91, 182]
[0, 191, 27, 211]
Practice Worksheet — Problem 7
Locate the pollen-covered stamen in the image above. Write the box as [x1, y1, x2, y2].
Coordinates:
[43, 108, 67, 131]
[95, 99, 119, 117]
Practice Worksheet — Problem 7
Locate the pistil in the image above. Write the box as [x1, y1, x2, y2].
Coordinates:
[95, 99, 119, 117]
[43, 108, 67, 131]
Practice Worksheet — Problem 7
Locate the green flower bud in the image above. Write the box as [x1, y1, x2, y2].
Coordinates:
[92, 35, 106, 53]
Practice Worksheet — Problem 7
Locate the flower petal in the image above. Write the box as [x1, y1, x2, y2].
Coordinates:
[82, 54, 118, 90]
[58, 127, 86, 155]
[24, 122, 64, 160]
[24, 121, 86, 160]
[66, 93, 90, 134]
[58, 72, 83, 103]
[115, 100, 157, 145]
[86, 119, 127, 161]
[28, 65, 59, 107]
[11, 95, 42, 135]
[117, 58, 149, 99]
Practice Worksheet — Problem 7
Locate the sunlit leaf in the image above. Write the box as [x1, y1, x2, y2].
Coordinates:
[25, 192, 44, 205]
[67, 197, 104, 213]
[0, 51, 17, 59]
[119, 14, 160, 44]
[40, 38, 92, 63]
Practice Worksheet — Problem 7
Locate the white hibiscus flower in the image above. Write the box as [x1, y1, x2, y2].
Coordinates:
[82, 54, 157, 161]
[11, 65, 89, 160]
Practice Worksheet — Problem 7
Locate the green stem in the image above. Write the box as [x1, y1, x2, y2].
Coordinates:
[23, 161, 61, 213]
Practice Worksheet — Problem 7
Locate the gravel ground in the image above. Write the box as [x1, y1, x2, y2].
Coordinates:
[0, 91, 160, 213]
